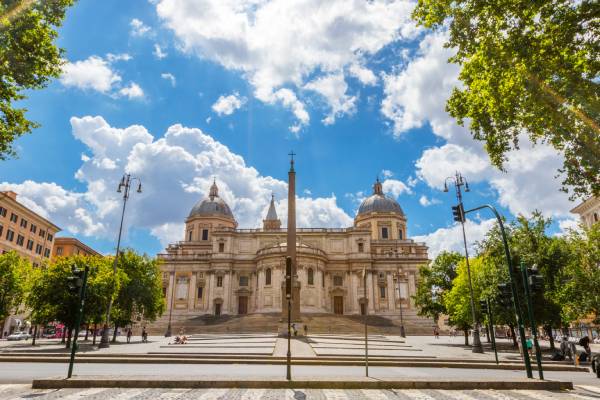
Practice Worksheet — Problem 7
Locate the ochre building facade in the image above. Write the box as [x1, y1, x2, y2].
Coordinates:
[158, 179, 431, 324]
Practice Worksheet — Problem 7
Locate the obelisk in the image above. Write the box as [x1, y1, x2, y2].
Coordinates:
[286, 151, 301, 321]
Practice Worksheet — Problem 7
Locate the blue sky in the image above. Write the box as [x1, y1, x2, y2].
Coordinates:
[0, 0, 579, 257]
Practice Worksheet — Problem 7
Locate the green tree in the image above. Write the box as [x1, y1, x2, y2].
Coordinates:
[0, 0, 75, 160]
[412, 0, 600, 198]
[556, 222, 600, 325]
[0, 251, 30, 323]
[413, 251, 462, 322]
[110, 249, 165, 341]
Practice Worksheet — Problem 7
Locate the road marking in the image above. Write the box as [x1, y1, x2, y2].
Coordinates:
[110, 389, 146, 399]
[57, 388, 108, 399]
[361, 389, 390, 399]
[240, 388, 266, 400]
[438, 390, 481, 400]
[322, 389, 349, 400]
[158, 389, 192, 399]
[472, 390, 514, 400]
[402, 389, 437, 399]
[197, 388, 229, 399]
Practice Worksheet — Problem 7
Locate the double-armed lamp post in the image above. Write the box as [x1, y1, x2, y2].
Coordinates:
[444, 171, 483, 353]
[98, 174, 142, 348]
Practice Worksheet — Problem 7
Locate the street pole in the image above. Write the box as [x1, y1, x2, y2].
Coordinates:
[445, 172, 483, 353]
[99, 174, 141, 348]
[521, 261, 544, 380]
[165, 271, 175, 337]
[68, 266, 89, 379]
[363, 268, 369, 377]
[464, 204, 533, 378]
[396, 272, 406, 338]
[286, 256, 292, 381]
[487, 298, 499, 365]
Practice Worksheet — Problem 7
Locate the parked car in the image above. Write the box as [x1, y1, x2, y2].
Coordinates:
[7, 331, 30, 341]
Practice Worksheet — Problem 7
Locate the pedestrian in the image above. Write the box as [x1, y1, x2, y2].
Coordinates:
[126, 328, 132, 343]
[291, 323, 298, 336]
[141, 327, 148, 343]
[526, 336, 533, 356]
[304, 324, 308, 336]
[434, 327, 440, 339]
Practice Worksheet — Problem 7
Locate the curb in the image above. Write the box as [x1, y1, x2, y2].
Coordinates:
[31, 377, 574, 390]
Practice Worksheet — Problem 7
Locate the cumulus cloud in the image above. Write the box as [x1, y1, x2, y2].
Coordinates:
[161, 73, 176, 87]
[155, 0, 418, 127]
[118, 83, 144, 99]
[130, 18, 151, 37]
[382, 179, 412, 198]
[419, 195, 441, 207]
[61, 56, 122, 93]
[304, 74, 357, 125]
[413, 218, 496, 258]
[153, 44, 168, 59]
[2, 117, 352, 246]
[211, 92, 247, 116]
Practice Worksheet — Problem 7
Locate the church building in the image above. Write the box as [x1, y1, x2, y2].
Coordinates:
[157, 177, 431, 325]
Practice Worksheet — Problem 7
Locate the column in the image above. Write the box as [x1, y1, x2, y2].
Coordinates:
[188, 273, 197, 310]
[387, 272, 394, 311]
[166, 271, 175, 314]
[224, 271, 231, 313]
[408, 272, 416, 308]
[367, 271, 375, 312]
[348, 271, 356, 314]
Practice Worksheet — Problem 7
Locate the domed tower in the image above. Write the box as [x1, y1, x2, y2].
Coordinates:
[185, 179, 237, 242]
[354, 178, 407, 240]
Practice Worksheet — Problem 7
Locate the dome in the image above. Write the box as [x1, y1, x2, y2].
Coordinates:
[188, 180, 235, 220]
[357, 178, 404, 216]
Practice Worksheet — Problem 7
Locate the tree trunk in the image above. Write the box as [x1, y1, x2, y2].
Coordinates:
[545, 325, 555, 350]
[31, 325, 38, 346]
[464, 329, 469, 346]
[485, 325, 491, 343]
[61, 326, 67, 344]
[92, 324, 97, 345]
[84, 324, 89, 341]
[65, 326, 72, 349]
[509, 325, 518, 347]
[112, 324, 118, 343]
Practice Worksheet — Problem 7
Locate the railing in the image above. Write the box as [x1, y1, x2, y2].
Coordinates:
[214, 227, 359, 233]
[256, 246, 327, 258]
[157, 253, 211, 261]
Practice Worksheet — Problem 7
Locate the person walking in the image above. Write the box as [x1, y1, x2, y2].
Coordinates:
[126, 328, 132, 343]
[141, 327, 148, 343]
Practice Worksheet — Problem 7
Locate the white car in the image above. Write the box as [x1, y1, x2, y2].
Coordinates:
[7, 331, 30, 341]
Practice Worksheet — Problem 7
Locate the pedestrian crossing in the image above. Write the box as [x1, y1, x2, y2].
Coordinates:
[0, 385, 598, 399]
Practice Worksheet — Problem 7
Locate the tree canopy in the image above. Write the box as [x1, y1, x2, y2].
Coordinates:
[0, 0, 75, 160]
[413, 0, 600, 198]
[0, 251, 31, 322]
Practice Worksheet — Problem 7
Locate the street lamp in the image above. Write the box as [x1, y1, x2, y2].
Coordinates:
[394, 272, 406, 338]
[98, 174, 142, 348]
[443, 172, 483, 353]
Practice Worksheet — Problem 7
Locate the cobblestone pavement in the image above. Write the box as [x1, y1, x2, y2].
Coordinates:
[1, 385, 600, 399]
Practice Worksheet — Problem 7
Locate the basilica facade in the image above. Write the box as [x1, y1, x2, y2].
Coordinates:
[158, 178, 429, 319]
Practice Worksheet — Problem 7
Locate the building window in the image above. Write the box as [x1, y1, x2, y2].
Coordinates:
[398, 229, 403, 240]
[239, 276, 248, 286]
[381, 227, 388, 239]
[30, 224, 36, 234]
[43, 248, 50, 258]
[0, 224, 3, 237]
[308, 268, 314, 285]
[10, 213, 18, 223]
[20, 219, 27, 229]
[56, 246, 63, 255]
[39, 229, 46, 239]
[358, 242, 364, 253]
[0, 207, 6, 217]
[188, 230, 193, 241]
[379, 272, 385, 280]
[197, 286, 204, 299]
[202, 229, 209, 241]
[333, 275, 343, 286]
[6, 229, 14, 242]
[595, 213, 599, 223]
[218, 242, 225, 252]
[380, 286, 386, 298]
[16, 235, 24, 246]
[47, 233, 53, 242]
[265, 268, 271, 285]
[26, 240, 33, 251]
[216, 276, 223, 287]
[35, 244, 42, 254]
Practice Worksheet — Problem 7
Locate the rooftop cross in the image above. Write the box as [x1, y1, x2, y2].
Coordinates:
[288, 150, 296, 171]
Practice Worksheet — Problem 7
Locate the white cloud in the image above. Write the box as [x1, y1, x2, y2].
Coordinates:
[381, 170, 394, 178]
[304, 73, 357, 125]
[349, 64, 378, 86]
[419, 195, 441, 207]
[130, 18, 151, 37]
[211, 92, 247, 116]
[155, 0, 418, 127]
[413, 218, 496, 259]
[61, 56, 122, 93]
[2, 117, 352, 246]
[106, 53, 132, 62]
[161, 73, 176, 87]
[382, 179, 411, 198]
[118, 83, 145, 99]
[257, 88, 310, 132]
[153, 44, 168, 59]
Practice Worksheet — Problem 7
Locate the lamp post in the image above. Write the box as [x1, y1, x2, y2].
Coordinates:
[165, 271, 175, 337]
[98, 174, 142, 349]
[444, 172, 483, 353]
[395, 272, 406, 338]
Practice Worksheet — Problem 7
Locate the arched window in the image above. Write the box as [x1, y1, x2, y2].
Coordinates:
[398, 229, 403, 240]
[308, 268, 314, 285]
[265, 268, 272, 285]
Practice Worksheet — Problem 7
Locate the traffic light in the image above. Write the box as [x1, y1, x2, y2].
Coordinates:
[497, 283, 512, 308]
[451, 204, 465, 223]
[67, 266, 84, 294]
[479, 300, 489, 314]
[528, 272, 544, 292]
